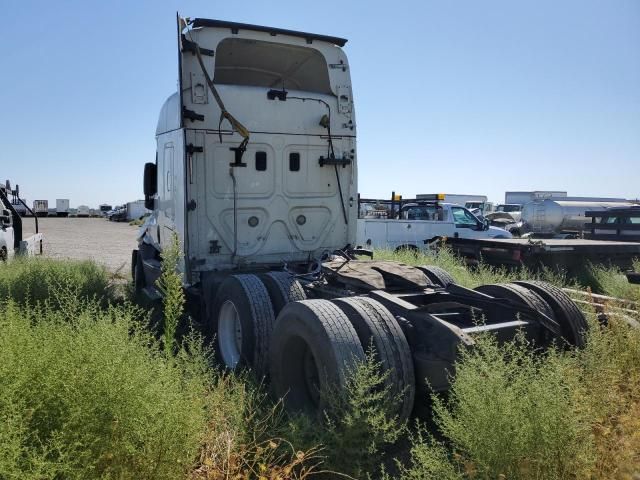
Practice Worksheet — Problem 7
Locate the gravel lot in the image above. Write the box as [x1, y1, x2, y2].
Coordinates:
[22, 217, 140, 273]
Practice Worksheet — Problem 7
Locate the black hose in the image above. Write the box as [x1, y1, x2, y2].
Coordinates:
[230, 167, 238, 261]
[334, 165, 348, 225]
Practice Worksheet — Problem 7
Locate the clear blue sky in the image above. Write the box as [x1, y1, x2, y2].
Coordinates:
[2, 0, 638, 207]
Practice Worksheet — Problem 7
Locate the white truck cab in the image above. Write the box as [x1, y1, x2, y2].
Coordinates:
[140, 16, 357, 283]
[357, 199, 512, 252]
[495, 203, 523, 222]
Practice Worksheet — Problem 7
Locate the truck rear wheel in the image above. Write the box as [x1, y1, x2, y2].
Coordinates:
[417, 265, 456, 287]
[259, 271, 307, 315]
[269, 300, 365, 416]
[474, 283, 556, 342]
[332, 296, 415, 421]
[211, 274, 275, 377]
[132, 250, 145, 293]
[474, 283, 555, 320]
[513, 281, 588, 347]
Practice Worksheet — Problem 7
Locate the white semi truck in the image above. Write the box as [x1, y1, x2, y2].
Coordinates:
[132, 16, 588, 418]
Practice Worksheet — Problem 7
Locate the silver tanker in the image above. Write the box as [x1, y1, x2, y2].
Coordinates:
[522, 198, 635, 235]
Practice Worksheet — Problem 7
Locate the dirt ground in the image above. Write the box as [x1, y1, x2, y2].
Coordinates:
[22, 217, 140, 273]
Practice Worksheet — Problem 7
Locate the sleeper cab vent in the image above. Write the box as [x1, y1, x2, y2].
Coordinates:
[255, 151, 267, 171]
[289, 152, 300, 171]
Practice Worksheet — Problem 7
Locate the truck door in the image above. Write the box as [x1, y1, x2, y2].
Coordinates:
[451, 206, 482, 238]
[156, 141, 175, 248]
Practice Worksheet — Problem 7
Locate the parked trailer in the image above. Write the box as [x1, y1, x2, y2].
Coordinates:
[126, 200, 149, 221]
[131, 16, 589, 418]
[56, 199, 70, 217]
[33, 200, 48, 217]
[444, 236, 640, 275]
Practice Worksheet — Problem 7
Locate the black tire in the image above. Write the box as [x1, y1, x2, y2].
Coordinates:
[417, 265, 456, 287]
[259, 271, 307, 315]
[269, 299, 365, 415]
[211, 274, 275, 377]
[131, 250, 137, 281]
[513, 281, 588, 348]
[474, 283, 555, 320]
[333, 296, 415, 421]
[474, 283, 557, 343]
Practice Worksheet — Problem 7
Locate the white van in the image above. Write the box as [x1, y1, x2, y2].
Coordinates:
[357, 201, 512, 252]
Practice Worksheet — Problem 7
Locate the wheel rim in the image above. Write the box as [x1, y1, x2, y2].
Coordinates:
[218, 300, 243, 368]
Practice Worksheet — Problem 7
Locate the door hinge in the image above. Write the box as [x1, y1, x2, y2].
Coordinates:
[183, 107, 204, 122]
[187, 200, 197, 211]
[186, 144, 204, 155]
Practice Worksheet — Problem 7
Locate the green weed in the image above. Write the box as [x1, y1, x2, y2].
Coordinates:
[0, 257, 112, 306]
[0, 296, 209, 479]
[155, 233, 185, 355]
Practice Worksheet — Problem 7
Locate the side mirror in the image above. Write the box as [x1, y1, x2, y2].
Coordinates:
[143, 162, 157, 196]
[143, 162, 157, 210]
[484, 218, 490, 230]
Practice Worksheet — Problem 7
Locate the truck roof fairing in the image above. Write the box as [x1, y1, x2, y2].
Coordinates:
[190, 18, 348, 47]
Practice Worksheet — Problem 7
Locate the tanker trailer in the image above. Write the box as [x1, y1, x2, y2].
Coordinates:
[522, 199, 634, 237]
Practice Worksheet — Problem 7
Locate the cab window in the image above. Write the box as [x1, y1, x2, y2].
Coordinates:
[214, 38, 332, 94]
[451, 207, 479, 228]
[401, 205, 447, 221]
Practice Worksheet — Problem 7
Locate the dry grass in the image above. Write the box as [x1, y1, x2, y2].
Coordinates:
[189, 374, 322, 480]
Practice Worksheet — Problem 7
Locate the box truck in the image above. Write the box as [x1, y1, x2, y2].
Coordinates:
[56, 199, 70, 217]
